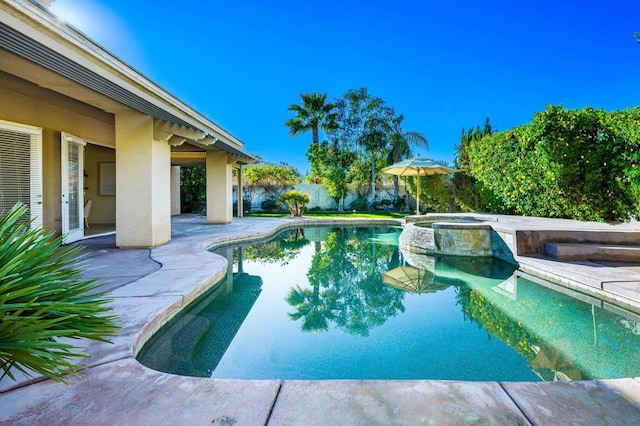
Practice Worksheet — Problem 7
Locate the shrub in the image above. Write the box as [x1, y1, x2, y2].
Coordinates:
[392, 196, 406, 211]
[0, 203, 119, 383]
[406, 175, 452, 213]
[452, 118, 494, 212]
[371, 199, 392, 211]
[233, 198, 252, 215]
[467, 105, 640, 222]
[261, 197, 280, 212]
[349, 198, 367, 211]
[279, 190, 311, 217]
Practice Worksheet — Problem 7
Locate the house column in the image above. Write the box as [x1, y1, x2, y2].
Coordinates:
[206, 150, 232, 224]
[115, 110, 171, 248]
[237, 165, 244, 218]
[170, 166, 181, 215]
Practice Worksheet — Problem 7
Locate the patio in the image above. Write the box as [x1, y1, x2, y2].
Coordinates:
[1, 214, 640, 425]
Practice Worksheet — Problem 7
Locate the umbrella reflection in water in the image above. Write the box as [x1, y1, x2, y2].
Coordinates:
[382, 265, 450, 294]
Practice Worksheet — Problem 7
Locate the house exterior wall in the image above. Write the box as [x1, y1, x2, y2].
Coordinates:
[84, 144, 116, 225]
[0, 69, 238, 246]
[1, 2, 256, 248]
[0, 71, 114, 233]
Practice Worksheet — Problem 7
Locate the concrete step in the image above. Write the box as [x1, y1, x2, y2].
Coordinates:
[544, 242, 640, 262]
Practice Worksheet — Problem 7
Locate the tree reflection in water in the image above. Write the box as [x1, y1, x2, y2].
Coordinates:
[287, 227, 406, 336]
[241, 228, 309, 265]
[139, 226, 640, 380]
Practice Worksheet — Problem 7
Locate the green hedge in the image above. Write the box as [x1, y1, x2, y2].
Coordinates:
[467, 105, 640, 222]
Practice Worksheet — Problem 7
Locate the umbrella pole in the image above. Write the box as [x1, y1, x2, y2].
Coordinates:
[416, 170, 421, 215]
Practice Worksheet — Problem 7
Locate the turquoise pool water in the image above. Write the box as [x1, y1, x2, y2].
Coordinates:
[137, 226, 640, 381]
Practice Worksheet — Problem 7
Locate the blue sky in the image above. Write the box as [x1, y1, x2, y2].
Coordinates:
[50, 0, 640, 174]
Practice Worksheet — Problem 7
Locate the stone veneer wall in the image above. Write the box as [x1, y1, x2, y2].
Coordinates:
[398, 223, 436, 254]
[399, 221, 517, 264]
[433, 223, 494, 257]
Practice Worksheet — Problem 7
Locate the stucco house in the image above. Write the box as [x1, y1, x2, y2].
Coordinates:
[0, 0, 257, 248]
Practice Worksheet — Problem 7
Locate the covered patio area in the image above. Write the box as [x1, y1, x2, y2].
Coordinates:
[0, 0, 258, 249]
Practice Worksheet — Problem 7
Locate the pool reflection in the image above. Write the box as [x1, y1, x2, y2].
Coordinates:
[137, 226, 640, 381]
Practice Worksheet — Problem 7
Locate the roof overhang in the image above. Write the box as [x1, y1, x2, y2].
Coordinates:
[0, 0, 259, 163]
[170, 150, 256, 167]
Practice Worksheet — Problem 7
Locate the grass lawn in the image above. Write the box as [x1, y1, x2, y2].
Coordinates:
[245, 211, 406, 219]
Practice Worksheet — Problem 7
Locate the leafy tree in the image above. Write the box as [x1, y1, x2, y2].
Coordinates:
[453, 117, 494, 212]
[180, 166, 206, 213]
[286, 88, 427, 210]
[331, 88, 396, 203]
[361, 115, 392, 202]
[285, 92, 338, 182]
[244, 162, 302, 205]
[0, 203, 119, 383]
[310, 140, 357, 211]
[279, 190, 311, 216]
[243, 162, 301, 186]
[386, 114, 429, 199]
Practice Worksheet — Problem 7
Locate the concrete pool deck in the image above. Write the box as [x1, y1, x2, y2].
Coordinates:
[1, 214, 640, 425]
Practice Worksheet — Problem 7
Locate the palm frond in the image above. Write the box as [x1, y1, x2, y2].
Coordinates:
[285, 92, 338, 141]
[0, 203, 119, 384]
[404, 131, 428, 148]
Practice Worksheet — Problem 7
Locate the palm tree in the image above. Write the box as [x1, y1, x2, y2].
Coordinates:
[386, 115, 428, 199]
[286, 92, 338, 145]
[286, 93, 338, 182]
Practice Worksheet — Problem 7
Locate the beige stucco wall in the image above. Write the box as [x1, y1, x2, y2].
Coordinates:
[84, 144, 116, 225]
[0, 71, 115, 233]
[0, 72, 115, 146]
[42, 128, 62, 233]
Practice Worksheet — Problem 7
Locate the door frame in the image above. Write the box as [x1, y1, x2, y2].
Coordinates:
[61, 132, 86, 244]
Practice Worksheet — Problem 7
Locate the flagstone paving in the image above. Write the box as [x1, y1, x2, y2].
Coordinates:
[1, 214, 640, 425]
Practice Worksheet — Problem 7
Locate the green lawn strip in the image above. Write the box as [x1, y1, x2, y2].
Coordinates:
[245, 211, 406, 219]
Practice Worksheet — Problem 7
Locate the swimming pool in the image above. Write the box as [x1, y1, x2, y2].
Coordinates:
[137, 226, 640, 381]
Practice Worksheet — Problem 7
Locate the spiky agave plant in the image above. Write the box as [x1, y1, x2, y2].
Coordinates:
[0, 203, 119, 383]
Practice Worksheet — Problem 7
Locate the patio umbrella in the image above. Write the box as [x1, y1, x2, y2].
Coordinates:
[382, 265, 450, 294]
[382, 158, 458, 215]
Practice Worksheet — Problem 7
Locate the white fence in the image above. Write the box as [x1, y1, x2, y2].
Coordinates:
[234, 183, 405, 211]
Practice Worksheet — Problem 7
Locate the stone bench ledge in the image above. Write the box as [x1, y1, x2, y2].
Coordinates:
[545, 242, 640, 262]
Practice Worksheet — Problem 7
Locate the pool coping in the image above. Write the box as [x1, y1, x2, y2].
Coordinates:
[2, 214, 640, 425]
